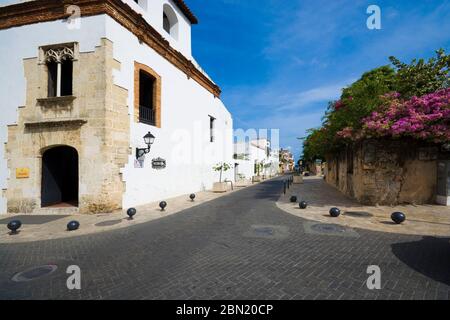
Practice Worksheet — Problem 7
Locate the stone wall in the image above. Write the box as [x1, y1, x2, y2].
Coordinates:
[325, 139, 449, 205]
[5, 38, 130, 214]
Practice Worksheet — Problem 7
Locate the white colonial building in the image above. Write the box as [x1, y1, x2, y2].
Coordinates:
[233, 139, 279, 182]
[0, 0, 233, 214]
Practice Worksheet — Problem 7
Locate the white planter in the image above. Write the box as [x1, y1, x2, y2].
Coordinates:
[252, 176, 262, 182]
[213, 182, 228, 193]
[293, 175, 304, 184]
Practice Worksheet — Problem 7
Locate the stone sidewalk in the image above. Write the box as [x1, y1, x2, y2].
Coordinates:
[0, 181, 259, 244]
[277, 176, 450, 237]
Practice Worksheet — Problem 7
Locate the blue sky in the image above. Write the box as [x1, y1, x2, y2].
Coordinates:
[189, 0, 450, 159]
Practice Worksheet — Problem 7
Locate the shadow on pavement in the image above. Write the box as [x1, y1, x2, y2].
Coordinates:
[252, 180, 284, 201]
[391, 236, 450, 286]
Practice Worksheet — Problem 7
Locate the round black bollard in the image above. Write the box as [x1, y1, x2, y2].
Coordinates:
[159, 201, 167, 211]
[67, 220, 80, 231]
[299, 201, 308, 209]
[7, 220, 22, 235]
[189, 194, 196, 202]
[290, 196, 297, 203]
[283, 181, 286, 194]
[391, 212, 406, 224]
[329, 207, 341, 217]
[127, 208, 137, 220]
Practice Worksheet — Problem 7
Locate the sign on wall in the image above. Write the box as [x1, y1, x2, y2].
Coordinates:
[152, 158, 166, 170]
[16, 168, 30, 179]
[418, 147, 438, 161]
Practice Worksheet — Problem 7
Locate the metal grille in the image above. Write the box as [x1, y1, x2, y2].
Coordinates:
[139, 106, 156, 125]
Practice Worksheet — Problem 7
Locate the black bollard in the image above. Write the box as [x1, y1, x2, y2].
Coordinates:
[7, 220, 22, 235]
[283, 181, 286, 194]
[159, 201, 167, 211]
[67, 221, 80, 231]
[391, 212, 406, 224]
[127, 208, 137, 220]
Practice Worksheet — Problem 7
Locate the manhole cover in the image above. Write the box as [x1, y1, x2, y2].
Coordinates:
[95, 219, 122, 227]
[311, 224, 347, 233]
[244, 225, 289, 239]
[12, 265, 58, 282]
[304, 222, 359, 238]
[254, 227, 274, 236]
[344, 211, 373, 218]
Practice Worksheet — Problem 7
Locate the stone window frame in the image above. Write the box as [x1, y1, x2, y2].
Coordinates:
[134, 61, 162, 128]
[38, 42, 79, 99]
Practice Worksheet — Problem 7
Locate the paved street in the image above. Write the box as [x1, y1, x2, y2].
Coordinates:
[0, 177, 449, 300]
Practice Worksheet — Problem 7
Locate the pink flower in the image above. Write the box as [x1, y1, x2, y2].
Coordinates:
[340, 89, 450, 143]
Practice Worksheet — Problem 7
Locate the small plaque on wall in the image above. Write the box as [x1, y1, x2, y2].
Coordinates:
[16, 168, 30, 179]
[152, 157, 166, 169]
[418, 147, 438, 161]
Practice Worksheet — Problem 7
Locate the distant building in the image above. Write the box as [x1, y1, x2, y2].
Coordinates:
[234, 139, 279, 181]
[279, 149, 294, 173]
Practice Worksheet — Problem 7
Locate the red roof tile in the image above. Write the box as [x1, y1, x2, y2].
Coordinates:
[173, 0, 198, 24]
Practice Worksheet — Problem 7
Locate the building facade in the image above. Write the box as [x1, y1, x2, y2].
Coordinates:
[0, 0, 233, 214]
[233, 139, 279, 182]
[279, 149, 294, 173]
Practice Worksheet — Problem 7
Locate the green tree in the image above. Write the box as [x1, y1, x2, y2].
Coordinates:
[213, 162, 232, 183]
[302, 49, 450, 161]
[390, 48, 450, 98]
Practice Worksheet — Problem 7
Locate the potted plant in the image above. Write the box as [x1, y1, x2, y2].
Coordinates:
[235, 173, 249, 187]
[253, 162, 264, 182]
[213, 162, 232, 192]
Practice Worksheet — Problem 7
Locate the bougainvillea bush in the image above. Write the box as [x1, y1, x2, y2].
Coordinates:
[302, 49, 450, 161]
[361, 89, 450, 143]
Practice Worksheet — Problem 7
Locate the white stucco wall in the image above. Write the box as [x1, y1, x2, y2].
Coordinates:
[234, 140, 280, 180]
[0, 15, 107, 214]
[105, 16, 233, 208]
[0, 7, 231, 213]
[234, 142, 268, 180]
[123, 0, 192, 58]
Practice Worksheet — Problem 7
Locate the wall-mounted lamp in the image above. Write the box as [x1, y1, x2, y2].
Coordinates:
[136, 131, 155, 159]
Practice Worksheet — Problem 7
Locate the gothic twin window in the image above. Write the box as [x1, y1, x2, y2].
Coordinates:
[44, 46, 74, 97]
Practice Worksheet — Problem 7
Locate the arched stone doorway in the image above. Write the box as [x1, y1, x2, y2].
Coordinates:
[41, 146, 79, 207]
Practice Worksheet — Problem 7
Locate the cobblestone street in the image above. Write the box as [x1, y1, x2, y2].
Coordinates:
[0, 177, 449, 300]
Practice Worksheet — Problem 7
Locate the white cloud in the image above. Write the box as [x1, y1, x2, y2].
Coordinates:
[276, 80, 353, 111]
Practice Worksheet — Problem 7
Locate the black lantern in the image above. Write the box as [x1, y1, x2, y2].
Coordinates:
[189, 194, 196, 201]
[159, 201, 167, 211]
[329, 207, 341, 217]
[7, 220, 22, 234]
[299, 201, 307, 209]
[290, 196, 297, 203]
[127, 208, 137, 220]
[391, 212, 406, 224]
[136, 131, 155, 159]
[67, 221, 80, 231]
